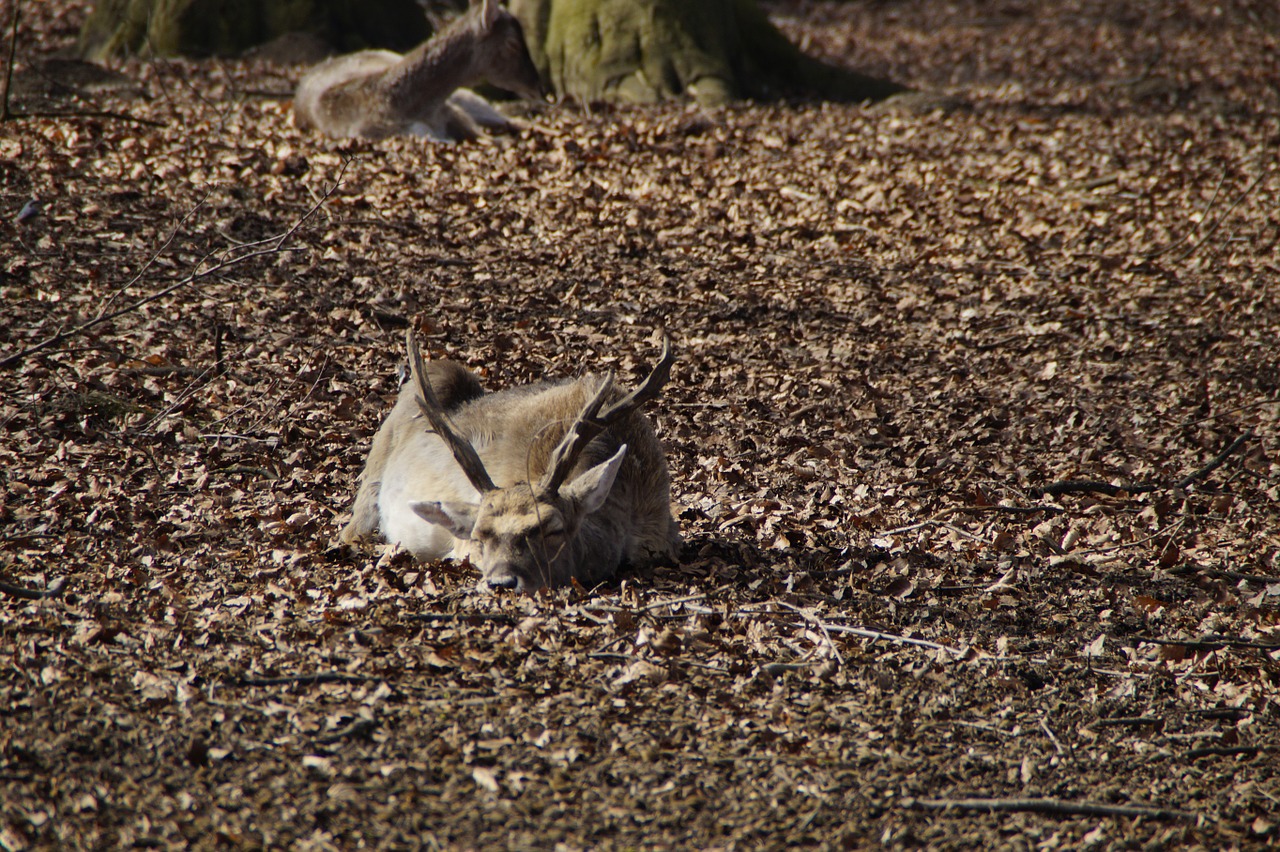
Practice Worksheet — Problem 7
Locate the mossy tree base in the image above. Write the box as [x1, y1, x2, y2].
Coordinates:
[76, 0, 907, 106]
[511, 0, 906, 106]
[77, 0, 430, 60]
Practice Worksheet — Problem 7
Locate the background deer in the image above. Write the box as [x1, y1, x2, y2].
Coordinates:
[341, 333, 680, 592]
[294, 0, 544, 141]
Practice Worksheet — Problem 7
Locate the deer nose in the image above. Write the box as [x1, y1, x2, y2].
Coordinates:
[487, 574, 519, 591]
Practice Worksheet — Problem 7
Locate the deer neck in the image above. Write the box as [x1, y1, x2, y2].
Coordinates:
[379, 23, 487, 118]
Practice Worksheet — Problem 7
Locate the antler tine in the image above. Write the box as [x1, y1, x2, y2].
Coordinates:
[598, 334, 673, 420]
[539, 335, 674, 495]
[406, 330, 497, 494]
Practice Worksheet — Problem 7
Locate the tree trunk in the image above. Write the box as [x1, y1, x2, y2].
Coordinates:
[511, 0, 906, 105]
[77, 0, 906, 106]
[77, 0, 430, 60]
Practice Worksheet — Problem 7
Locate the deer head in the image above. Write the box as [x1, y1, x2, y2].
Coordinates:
[467, 0, 545, 102]
[403, 331, 672, 591]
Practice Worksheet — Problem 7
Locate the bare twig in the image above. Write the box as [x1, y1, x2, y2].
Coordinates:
[1030, 431, 1251, 499]
[776, 601, 845, 667]
[1172, 171, 1268, 262]
[1133, 635, 1280, 653]
[1091, 716, 1163, 728]
[793, 622, 965, 658]
[1185, 745, 1262, 760]
[1175, 431, 1252, 489]
[403, 612, 515, 624]
[635, 583, 735, 612]
[235, 672, 370, 687]
[4, 108, 164, 127]
[1039, 717, 1065, 756]
[96, 193, 212, 319]
[1064, 516, 1187, 559]
[0, 576, 67, 600]
[1140, 172, 1227, 260]
[910, 796, 1197, 821]
[0, 160, 351, 371]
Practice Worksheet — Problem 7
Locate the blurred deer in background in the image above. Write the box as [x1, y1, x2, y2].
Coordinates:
[294, 0, 544, 141]
[341, 332, 680, 592]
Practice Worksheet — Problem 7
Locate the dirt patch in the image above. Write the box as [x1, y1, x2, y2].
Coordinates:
[2, 1, 1278, 848]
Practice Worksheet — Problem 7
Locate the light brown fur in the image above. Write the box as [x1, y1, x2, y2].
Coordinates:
[294, 0, 543, 141]
[341, 352, 679, 592]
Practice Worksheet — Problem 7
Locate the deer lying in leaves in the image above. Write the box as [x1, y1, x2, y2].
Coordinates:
[294, 0, 543, 141]
[341, 333, 680, 592]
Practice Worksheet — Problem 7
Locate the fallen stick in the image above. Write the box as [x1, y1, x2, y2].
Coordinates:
[1030, 431, 1251, 499]
[1185, 745, 1262, 760]
[796, 622, 965, 657]
[235, 672, 370, 687]
[1133, 635, 1280, 653]
[0, 159, 351, 370]
[910, 796, 1197, 821]
[0, 576, 67, 600]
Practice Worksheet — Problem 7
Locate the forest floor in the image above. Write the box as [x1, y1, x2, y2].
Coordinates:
[2, 0, 1279, 848]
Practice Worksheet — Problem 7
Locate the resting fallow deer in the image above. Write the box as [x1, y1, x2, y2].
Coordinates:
[340, 333, 680, 592]
[294, 0, 544, 141]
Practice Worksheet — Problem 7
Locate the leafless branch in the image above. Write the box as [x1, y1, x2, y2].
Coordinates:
[776, 601, 845, 666]
[910, 796, 1197, 821]
[1172, 171, 1268, 262]
[1185, 746, 1262, 760]
[0, 160, 351, 371]
[794, 622, 966, 657]
[1133, 635, 1280, 653]
[1030, 431, 1251, 498]
[235, 672, 371, 687]
[0, 576, 67, 600]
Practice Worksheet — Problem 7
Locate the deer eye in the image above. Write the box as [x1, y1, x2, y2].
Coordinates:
[540, 527, 566, 546]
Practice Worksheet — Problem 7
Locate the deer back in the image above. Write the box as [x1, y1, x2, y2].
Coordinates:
[293, 0, 542, 141]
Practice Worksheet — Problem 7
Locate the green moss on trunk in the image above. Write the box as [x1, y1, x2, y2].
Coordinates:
[77, 0, 430, 60]
[511, 0, 905, 105]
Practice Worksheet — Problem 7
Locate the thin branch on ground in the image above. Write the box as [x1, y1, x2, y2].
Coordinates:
[5, 108, 165, 127]
[0, 576, 67, 600]
[403, 612, 516, 624]
[1172, 171, 1269, 262]
[1091, 716, 1163, 728]
[634, 583, 735, 612]
[0, 159, 351, 371]
[1133, 635, 1280, 653]
[1140, 172, 1227, 259]
[1030, 431, 1251, 498]
[878, 515, 987, 542]
[235, 672, 371, 687]
[1185, 746, 1263, 760]
[793, 622, 966, 657]
[910, 796, 1197, 821]
[776, 601, 845, 666]
[96, 193, 211, 319]
[1063, 516, 1187, 559]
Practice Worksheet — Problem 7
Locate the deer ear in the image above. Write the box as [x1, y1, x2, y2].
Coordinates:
[410, 500, 479, 539]
[563, 445, 627, 514]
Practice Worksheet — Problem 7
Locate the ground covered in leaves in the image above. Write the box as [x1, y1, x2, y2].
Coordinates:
[3, 0, 1279, 848]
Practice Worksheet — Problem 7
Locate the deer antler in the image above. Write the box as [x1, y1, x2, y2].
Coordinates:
[539, 335, 674, 495]
[407, 330, 497, 493]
